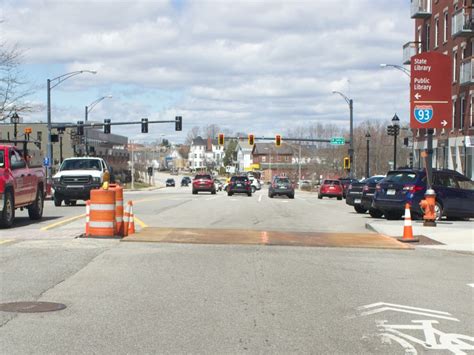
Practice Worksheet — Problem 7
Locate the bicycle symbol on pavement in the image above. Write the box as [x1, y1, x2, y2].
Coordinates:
[356, 302, 474, 354]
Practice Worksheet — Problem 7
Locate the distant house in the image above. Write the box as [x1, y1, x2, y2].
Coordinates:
[252, 143, 294, 182]
[188, 136, 207, 170]
[205, 137, 225, 169]
[235, 141, 254, 172]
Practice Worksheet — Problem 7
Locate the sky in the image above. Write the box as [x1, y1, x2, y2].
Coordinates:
[1, 0, 413, 143]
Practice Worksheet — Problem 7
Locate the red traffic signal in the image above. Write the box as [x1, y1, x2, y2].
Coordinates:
[218, 133, 225, 145]
[248, 134, 255, 146]
[275, 134, 281, 147]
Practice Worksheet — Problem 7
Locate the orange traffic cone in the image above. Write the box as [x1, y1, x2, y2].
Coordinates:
[85, 200, 90, 237]
[123, 201, 131, 237]
[128, 201, 136, 235]
[398, 203, 419, 243]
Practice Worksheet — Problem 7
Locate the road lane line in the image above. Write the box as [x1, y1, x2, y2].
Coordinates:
[468, 283, 474, 288]
[0, 240, 13, 245]
[258, 195, 262, 202]
[41, 213, 86, 231]
[133, 216, 148, 228]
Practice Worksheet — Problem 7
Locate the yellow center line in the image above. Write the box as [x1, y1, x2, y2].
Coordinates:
[133, 216, 148, 228]
[0, 239, 14, 245]
[40, 213, 86, 231]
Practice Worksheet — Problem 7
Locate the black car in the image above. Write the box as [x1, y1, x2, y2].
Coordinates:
[339, 178, 358, 198]
[268, 176, 295, 199]
[361, 177, 386, 218]
[373, 169, 474, 220]
[346, 176, 385, 214]
[227, 175, 252, 196]
[166, 178, 175, 187]
[181, 176, 191, 186]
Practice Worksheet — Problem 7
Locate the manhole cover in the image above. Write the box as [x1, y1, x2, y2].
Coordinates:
[0, 302, 66, 313]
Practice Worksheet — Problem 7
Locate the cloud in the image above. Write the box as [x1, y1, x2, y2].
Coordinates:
[1, 0, 413, 142]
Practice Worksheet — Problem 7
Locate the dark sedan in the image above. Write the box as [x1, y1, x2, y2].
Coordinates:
[346, 176, 385, 214]
[268, 176, 295, 199]
[166, 178, 175, 187]
[227, 175, 252, 196]
[339, 178, 358, 198]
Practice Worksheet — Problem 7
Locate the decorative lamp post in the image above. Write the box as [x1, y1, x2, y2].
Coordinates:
[365, 132, 371, 178]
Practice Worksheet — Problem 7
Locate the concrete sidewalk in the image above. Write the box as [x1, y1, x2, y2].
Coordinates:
[366, 219, 473, 253]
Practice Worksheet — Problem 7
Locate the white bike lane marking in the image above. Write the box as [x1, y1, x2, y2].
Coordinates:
[355, 302, 474, 354]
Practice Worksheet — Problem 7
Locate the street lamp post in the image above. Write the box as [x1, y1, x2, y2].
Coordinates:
[46, 70, 97, 183]
[332, 91, 354, 178]
[380, 63, 411, 77]
[365, 132, 371, 178]
[386, 114, 400, 170]
[84, 95, 112, 155]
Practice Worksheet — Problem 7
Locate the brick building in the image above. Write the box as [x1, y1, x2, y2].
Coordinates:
[407, 0, 474, 177]
[252, 143, 295, 182]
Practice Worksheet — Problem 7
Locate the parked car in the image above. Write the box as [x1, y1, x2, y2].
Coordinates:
[298, 180, 312, 190]
[318, 179, 343, 200]
[373, 169, 474, 220]
[346, 176, 385, 214]
[192, 174, 216, 194]
[248, 176, 261, 193]
[214, 178, 224, 191]
[227, 175, 252, 196]
[0, 143, 46, 228]
[361, 176, 386, 218]
[339, 178, 358, 198]
[166, 178, 175, 187]
[181, 176, 191, 186]
[268, 176, 295, 199]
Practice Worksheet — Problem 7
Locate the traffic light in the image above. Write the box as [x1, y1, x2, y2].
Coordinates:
[393, 125, 400, 135]
[275, 134, 281, 147]
[409, 152, 414, 168]
[387, 125, 394, 136]
[141, 118, 148, 133]
[343, 157, 350, 170]
[248, 134, 255, 146]
[218, 133, 225, 146]
[77, 121, 84, 136]
[104, 119, 111, 134]
[175, 116, 182, 131]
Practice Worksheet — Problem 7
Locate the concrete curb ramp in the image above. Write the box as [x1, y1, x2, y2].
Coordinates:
[122, 228, 413, 250]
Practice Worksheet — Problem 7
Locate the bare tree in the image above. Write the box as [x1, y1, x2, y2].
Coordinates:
[185, 126, 201, 145]
[0, 38, 34, 121]
[204, 124, 221, 139]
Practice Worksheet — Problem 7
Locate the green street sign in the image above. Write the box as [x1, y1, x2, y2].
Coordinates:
[330, 137, 345, 145]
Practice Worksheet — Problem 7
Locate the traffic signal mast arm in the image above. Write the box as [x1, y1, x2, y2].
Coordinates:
[217, 136, 336, 143]
[53, 118, 179, 129]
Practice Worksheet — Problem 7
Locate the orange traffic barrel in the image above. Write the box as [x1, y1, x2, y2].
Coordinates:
[88, 189, 116, 237]
[111, 184, 124, 236]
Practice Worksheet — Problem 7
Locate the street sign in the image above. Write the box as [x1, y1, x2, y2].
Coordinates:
[330, 137, 345, 145]
[43, 157, 50, 167]
[410, 52, 452, 129]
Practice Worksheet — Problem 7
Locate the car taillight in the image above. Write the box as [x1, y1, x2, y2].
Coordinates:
[403, 185, 424, 193]
[363, 185, 369, 192]
[246, 180, 251, 185]
[348, 184, 352, 190]
[376, 184, 381, 191]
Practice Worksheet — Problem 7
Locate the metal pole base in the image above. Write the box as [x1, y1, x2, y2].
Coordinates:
[423, 220, 437, 227]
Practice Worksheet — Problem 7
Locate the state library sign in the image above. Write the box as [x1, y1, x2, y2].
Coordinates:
[410, 52, 452, 130]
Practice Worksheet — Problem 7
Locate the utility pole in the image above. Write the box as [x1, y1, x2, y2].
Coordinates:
[131, 140, 135, 190]
[365, 133, 370, 178]
[298, 143, 302, 183]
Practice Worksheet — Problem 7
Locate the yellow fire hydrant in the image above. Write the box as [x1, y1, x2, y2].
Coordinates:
[419, 188, 437, 227]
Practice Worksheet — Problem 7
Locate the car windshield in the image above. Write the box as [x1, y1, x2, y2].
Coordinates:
[324, 180, 340, 185]
[275, 178, 290, 183]
[0, 151, 4, 167]
[195, 174, 211, 180]
[366, 176, 384, 184]
[385, 171, 418, 184]
[231, 176, 248, 182]
[60, 159, 102, 171]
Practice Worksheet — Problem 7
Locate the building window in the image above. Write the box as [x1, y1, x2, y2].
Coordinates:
[444, 12, 448, 43]
[262, 156, 266, 162]
[425, 23, 430, 51]
[435, 18, 439, 48]
[418, 28, 423, 52]
[460, 96, 466, 130]
[471, 95, 474, 127]
[452, 98, 457, 130]
[453, 50, 457, 82]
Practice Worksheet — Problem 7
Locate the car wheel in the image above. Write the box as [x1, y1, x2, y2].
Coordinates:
[228, 192, 233, 196]
[354, 205, 367, 214]
[337, 196, 342, 200]
[192, 190, 197, 195]
[318, 194, 322, 199]
[0, 190, 14, 228]
[288, 194, 295, 199]
[269, 193, 274, 198]
[251, 186, 256, 193]
[247, 192, 252, 197]
[211, 189, 216, 195]
[28, 189, 44, 220]
[369, 209, 383, 218]
[385, 211, 402, 220]
[54, 194, 62, 207]
[434, 201, 443, 221]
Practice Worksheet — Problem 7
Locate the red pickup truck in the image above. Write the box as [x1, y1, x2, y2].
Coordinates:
[0, 143, 46, 228]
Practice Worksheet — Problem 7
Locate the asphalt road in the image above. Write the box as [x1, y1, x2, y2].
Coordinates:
[1, 182, 473, 354]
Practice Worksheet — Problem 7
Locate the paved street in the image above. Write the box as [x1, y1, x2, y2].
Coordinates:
[1, 181, 473, 354]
